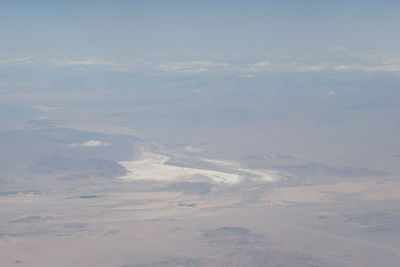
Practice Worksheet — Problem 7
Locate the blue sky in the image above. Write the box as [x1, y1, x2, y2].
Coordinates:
[1, 0, 400, 59]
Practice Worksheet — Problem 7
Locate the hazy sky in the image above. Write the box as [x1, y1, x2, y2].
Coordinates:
[1, 0, 400, 59]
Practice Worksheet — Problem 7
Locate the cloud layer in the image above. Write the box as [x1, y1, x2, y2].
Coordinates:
[3, 53, 400, 76]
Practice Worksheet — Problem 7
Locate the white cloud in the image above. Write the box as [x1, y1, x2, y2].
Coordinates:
[296, 65, 327, 72]
[238, 74, 256, 78]
[243, 59, 400, 74]
[0, 56, 35, 66]
[33, 106, 59, 112]
[3, 53, 400, 75]
[359, 64, 400, 72]
[50, 58, 114, 67]
[331, 64, 352, 71]
[159, 61, 230, 73]
[243, 61, 328, 73]
[69, 140, 111, 147]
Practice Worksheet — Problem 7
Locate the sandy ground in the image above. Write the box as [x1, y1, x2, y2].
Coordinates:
[118, 148, 280, 185]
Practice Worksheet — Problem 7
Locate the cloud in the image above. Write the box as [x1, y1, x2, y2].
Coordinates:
[159, 61, 230, 73]
[266, 153, 299, 160]
[50, 58, 114, 67]
[0, 56, 35, 66]
[183, 145, 204, 153]
[33, 106, 59, 112]
[329, 45, 346, 52]
[242, 59, 400, 74]
[331, 64, 352, 71]
[243, 61, 329, 73]
[68, 140, 111, 147]
[358, 64, 400, 72]
[48, 57, 154, 73]
[3, 54, 400, 75]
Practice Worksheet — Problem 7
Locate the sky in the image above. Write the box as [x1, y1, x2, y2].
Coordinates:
[1, 0, 400, 59]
